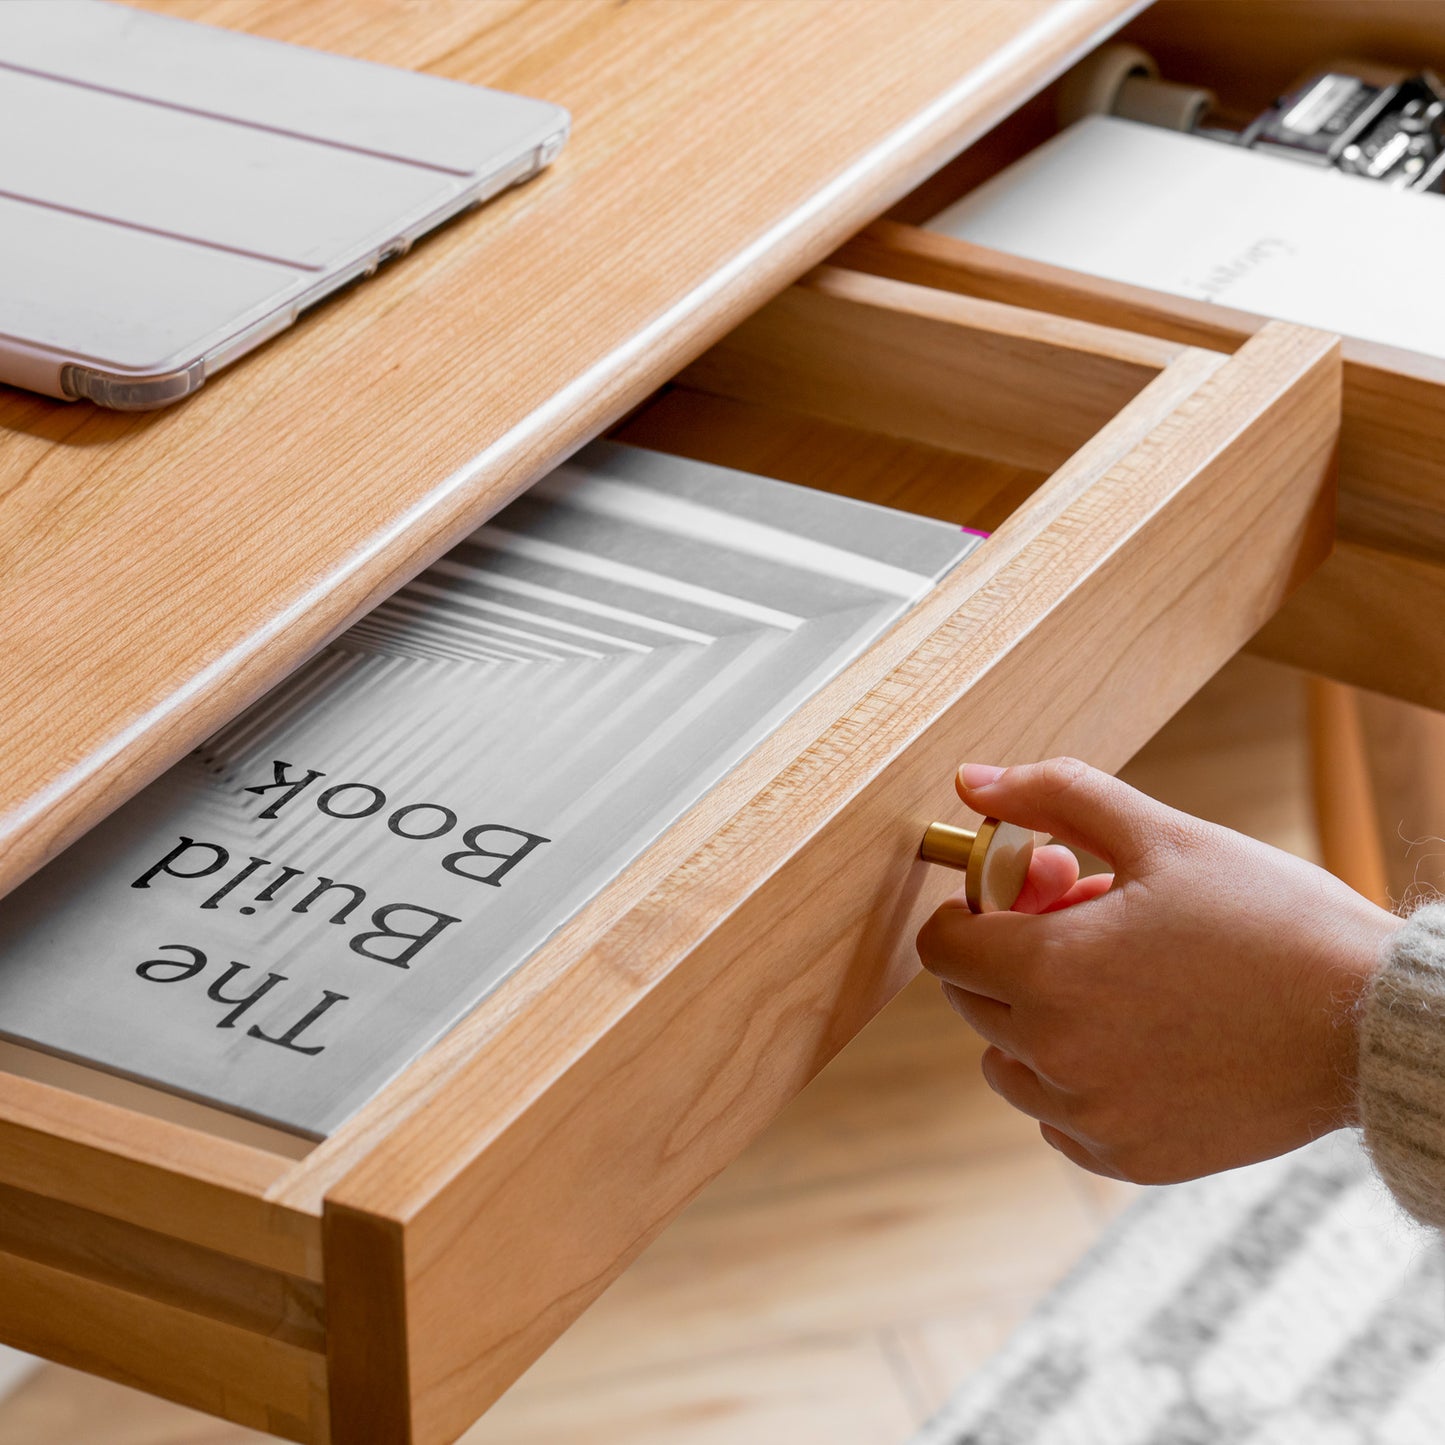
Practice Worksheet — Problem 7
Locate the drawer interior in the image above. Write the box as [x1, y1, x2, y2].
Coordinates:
[616, 265, 1180, 532]
[0, 267, 1337, 1445]
[1124, 2, 1445, 121]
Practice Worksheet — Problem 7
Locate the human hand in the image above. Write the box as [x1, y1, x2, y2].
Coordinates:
[916, 757, 1399, 1183]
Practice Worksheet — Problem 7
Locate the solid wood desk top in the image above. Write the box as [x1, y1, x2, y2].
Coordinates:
[0, 0, 1132, 896]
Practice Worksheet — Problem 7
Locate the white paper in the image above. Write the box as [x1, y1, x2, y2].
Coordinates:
[931, 115, 1445, 360]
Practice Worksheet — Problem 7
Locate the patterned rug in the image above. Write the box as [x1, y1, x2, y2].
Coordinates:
[913, 1134, 1445, 1444]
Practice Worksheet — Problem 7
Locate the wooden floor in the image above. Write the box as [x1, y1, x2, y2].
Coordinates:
[0, 655, 1319, 1445]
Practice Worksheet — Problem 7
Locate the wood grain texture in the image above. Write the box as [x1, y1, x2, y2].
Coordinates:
[465, 1334, 921, 1445]
[0, 1181, 325, 1356]
[620, 388, 1053, 535]
[0, 0, 1136, 898]
[324, 1209, 409, 1445]
[835, 224, 1445, 546]
[0, 1078, 326, 1439]
[1112, 655, 1320, 867]
[837, 224, 1445, 702]
[0, 1363, 271, 1445]
[0, 1041, 312, 1161]
[1306, 679, 1390, 907]
[317, 321, 1338, 1445]
[679, 265, 1183, 472]
[836, 222, 1253, 353]
[1352, 687, 1445, 908]
[0, 1251, 326, 1443]
[1251, 538, 1445, 714]
[0, 1073, 320, 1278]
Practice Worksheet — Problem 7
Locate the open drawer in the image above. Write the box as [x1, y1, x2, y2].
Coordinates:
[835, 0, 1445, 712]
[0, 267, 1337, 1444]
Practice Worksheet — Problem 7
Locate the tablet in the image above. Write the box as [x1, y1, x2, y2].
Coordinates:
[0, 1, 570, 409]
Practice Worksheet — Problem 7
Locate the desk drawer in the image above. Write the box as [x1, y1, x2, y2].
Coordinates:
[837, 0, 1445, 710]
[0, 268, 1337, 1444]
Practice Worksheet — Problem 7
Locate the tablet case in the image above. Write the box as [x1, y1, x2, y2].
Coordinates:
[0, 0, 569, 407]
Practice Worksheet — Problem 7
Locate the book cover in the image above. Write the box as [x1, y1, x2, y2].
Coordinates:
[0, 442, 977, 1136]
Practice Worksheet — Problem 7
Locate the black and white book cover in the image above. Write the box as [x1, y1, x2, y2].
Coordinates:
[0, 442, 979, 1136]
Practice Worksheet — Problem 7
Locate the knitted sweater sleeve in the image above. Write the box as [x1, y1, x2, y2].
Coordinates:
[1358, 901, 1445, 1228]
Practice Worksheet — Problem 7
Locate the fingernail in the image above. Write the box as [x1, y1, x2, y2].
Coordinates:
[959, 763, 1006, 790]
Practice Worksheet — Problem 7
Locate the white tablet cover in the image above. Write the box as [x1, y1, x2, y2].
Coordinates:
[0, 1, 569, 404]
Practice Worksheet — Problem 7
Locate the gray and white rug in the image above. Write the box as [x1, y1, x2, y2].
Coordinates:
[915, 1135, 1445, 1444]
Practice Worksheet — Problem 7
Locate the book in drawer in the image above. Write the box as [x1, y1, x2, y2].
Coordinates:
[0, 442, 976, 1137]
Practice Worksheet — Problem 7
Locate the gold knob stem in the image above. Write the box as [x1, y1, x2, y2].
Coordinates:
[919, 822, 978, 870]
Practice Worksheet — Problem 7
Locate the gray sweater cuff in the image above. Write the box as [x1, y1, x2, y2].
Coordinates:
[1358, 901, 1445, 1228]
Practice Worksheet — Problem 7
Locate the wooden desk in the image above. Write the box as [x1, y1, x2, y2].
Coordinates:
[0, 0, 1136, 899]
[0, 4, 1353, 1443]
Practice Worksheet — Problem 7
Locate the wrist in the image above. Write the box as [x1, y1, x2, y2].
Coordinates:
[1312, 900, 1399, 1131]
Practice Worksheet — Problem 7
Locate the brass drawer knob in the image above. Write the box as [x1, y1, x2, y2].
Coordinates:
[920, 817, 1034, 914]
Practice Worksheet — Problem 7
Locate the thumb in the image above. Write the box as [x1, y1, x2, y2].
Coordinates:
[956, 757, 1176, 873]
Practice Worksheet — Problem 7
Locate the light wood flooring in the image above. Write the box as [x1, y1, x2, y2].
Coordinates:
[0, 654, 1320, 1445]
